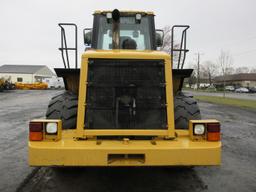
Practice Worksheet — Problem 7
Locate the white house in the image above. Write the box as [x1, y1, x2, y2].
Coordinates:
[0, 65, 56, 83]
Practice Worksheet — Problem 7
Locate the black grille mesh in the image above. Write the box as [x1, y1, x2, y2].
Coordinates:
[85, 59, 167, 129]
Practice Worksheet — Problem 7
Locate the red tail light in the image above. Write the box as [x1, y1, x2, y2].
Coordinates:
[29, 122, 43, 141]
[29, 122, 43, 132]
[207, 123, 220, 132]
[207, 123, 221, 141]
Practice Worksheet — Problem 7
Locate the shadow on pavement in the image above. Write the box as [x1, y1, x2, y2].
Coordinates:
[19, 167, 206, 192]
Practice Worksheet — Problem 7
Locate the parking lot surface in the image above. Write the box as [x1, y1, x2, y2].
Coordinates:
[0, 90, 256, 192]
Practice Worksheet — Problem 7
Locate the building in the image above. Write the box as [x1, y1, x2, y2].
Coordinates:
[0, 65, 56, 83]
[214, 73, 256, 88]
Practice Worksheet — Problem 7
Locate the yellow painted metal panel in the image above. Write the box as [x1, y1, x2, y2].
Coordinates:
[76, 57, 88, 137]
[82, 50, 171, 60]
[29, 132, 221, 166]
[164, 58, 175, 138]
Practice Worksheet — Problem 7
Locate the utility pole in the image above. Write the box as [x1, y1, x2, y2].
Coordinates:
[195, 52, 203, 90]
[195, 52, 204, 90]
[197, 53, 200, 90]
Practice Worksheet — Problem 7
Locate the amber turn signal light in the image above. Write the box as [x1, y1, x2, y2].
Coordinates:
[207, 123, 221, 141]
[29, 132, 43, 141]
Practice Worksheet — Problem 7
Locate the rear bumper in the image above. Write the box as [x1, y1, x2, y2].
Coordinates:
[29, 136, 221, 166]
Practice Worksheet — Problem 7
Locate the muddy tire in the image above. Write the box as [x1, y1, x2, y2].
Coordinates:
[46, 91, 78, 129]
[174, 92, 201, 129]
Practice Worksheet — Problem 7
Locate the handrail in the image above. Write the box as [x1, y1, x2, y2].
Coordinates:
[171, 25, 190, 69]
[58, 23, 78, 69]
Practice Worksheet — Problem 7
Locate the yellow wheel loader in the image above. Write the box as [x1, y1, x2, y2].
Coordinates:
[28, 10, 221, 166]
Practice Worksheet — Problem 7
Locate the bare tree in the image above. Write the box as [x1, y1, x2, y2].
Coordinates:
[235, 67, 250, 74]
[250, 68, 256, 73]
[160, 26, 181, 68]
[202, 60, 217, 85]
[187, 62, 197, 87]
[226, 67, 235, 75]
[160, 26, 172, 54]
[217, 50, 233, 97]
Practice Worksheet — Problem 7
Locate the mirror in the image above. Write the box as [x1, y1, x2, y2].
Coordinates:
[83, 28, 92, 46]
[155, 29, 164, 47]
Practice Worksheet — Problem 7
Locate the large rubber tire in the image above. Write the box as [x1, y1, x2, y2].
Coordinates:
[174, 92, 201, 129]
[46, 91, 78, 129]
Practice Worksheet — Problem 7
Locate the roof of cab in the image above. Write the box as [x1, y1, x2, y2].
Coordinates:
[94, 10, 155, 16]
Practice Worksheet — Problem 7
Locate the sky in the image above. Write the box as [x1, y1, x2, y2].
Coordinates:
[0, 0, 255, 70]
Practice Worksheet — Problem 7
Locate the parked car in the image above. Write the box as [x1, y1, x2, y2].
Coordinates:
[206, 85, 217, 92]
[235, 87, 249, 93]
[225, 86, 235, 91]
[249, 87, 256, 93]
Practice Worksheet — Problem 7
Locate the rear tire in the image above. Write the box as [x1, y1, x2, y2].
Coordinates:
[46, 91, 78, 129]
[174, 92, 201, 129]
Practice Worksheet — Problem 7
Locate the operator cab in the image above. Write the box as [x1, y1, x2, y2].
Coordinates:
[84, 10, 164, 50]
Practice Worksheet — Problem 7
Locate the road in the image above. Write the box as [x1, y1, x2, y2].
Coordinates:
[0, 90, 256, 192]
[186, 90, 256, 100]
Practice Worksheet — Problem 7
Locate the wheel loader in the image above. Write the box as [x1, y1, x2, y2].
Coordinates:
[0, 77, 15, 91]
[28, 10, 221, 166]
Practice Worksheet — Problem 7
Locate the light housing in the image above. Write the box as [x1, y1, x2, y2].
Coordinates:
[106, 12, 112, 23]
[189, 120, 221, 141]
[46, 122, 58, 134]
[136, 13, 142, 20]
[106, 12, 112, 19]
[29, 119, 62, 141]
[135, 13, 142, 24]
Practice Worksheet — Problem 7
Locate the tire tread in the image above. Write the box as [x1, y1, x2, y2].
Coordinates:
[174, 92, 201, 129]
[46, 91, 78, 129]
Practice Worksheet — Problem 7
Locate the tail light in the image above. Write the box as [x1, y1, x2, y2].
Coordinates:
[29, 122, 43, 141]
[207, 123, 221, 141]
[29, 120, 61, 141]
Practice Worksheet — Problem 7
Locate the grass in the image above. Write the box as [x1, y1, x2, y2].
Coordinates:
[183, 87, 223, 93]
[194, 95, 256, 110]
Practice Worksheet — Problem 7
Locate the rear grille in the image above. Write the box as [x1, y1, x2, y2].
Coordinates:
[85, 59, 167, 129]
